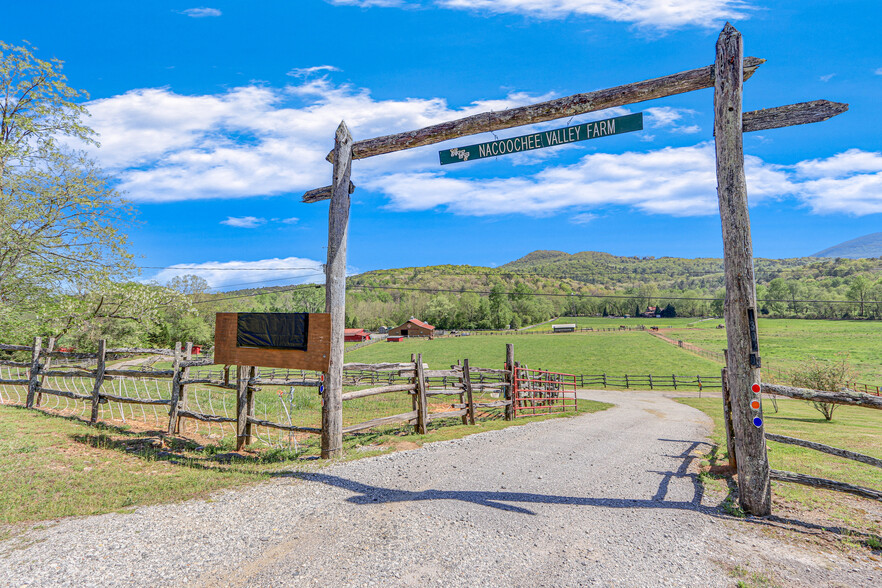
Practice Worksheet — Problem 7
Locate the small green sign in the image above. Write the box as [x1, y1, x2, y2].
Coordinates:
[439, 112, 643, 165]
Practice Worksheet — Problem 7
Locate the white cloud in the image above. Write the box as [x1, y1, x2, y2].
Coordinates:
[288, 65, 341, 78]
[366, 142, 793, 217]
[645, 107, 700, 134]
[329, 0, 408, 6]
[819, 73, 835, 82]
[220, 216, 266, 228]
[280, 217, 300, 224]
[792, 149, 882, 215]
[152, 257, 324, 290]
[875, 68, 882, 75]
[571, 213, 598, 224]
[181, 7, 222, 17]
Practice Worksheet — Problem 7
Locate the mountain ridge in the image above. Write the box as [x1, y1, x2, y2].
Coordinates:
[812, 233, 882, 259]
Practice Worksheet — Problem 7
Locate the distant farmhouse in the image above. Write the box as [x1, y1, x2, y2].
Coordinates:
[642, 306, 661, 318]
[552, 323, 576, 333]
[389, 317, 435, 338]
[344, 328, 371, 342]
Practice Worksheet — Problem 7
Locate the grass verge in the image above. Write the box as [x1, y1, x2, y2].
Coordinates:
[679, 397, 882, 552]
[0, 398, 610, 539]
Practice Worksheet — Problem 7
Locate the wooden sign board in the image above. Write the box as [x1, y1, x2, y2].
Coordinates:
[214, 312, 331, 371]
[439, 112, 643, 165]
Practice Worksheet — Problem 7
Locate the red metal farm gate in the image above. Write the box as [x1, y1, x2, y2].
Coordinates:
[512, 366, 578, 418]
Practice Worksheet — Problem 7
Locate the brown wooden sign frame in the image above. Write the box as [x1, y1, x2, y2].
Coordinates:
[214, 312, 331, 372]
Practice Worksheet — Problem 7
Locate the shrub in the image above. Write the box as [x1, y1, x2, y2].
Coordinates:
[789, 354, 856, 421]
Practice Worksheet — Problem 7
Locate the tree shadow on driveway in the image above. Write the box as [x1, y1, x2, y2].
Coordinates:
[285, 438, 711, 516]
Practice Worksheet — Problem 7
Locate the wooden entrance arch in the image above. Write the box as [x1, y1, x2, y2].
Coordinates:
[302, 24, 847, 516]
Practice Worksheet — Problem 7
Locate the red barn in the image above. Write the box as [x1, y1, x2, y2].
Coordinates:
[344, 329, 372, 342]
[388, 318, 435, 338]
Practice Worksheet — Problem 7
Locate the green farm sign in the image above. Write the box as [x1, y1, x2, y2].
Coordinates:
[439, 112, 643, 165]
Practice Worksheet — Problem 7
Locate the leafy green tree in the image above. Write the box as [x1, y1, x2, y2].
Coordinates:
[846, 275, 871, 317]
[1, 41, 135, 341]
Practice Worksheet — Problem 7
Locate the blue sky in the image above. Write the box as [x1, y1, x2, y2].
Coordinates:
[4, 1, 881, 290]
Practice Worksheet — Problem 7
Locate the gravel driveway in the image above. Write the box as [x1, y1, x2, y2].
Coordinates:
[2, 390, 877, 587]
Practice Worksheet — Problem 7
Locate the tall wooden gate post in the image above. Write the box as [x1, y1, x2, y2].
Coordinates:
[714, 23, 771, 516]
[321, 121, 353, 459]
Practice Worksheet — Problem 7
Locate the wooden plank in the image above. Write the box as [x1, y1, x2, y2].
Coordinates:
[0, 359, 31, 368]
[766, 434, 882, 469]
[0, 343, 32, 351]
[37, 387, 98, 402]
[341, 383, 416, 401]
[89, 340, 107, 423]
[41, 370, 98, 378]
[252, 378, 321, 387]
[177, 408, 236, 423]
[761, 383, 882, 409]
[416, 352, 428, 435]
[100, 393, 172, 406]
[322, 121, 353, 460]
[742, 100, 847, 133]
[714, 23, 771, 517]
[302, 181, 355, 204]
[167, 342, 183, 435]
[178, 378, 238, 390]
[246, 416, 321, 434]
[104, 347, 176, 357]
[324, 57, 764, 162]
[25, 337, 41, 408]
[0, 379, 29, 385]
[424, 369, 461, 378]
[428, 409, 469, 422]
[463, 358, 476, 425]
[181, 358, 216, 368]
[343, 410, 418, 434]
[104, 369, 175, 378]
[770, 470, 882, 502]
[214, 313, 331, 372]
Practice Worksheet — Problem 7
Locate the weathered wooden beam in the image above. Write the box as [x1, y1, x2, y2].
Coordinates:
[344, 362, 416, 372]
[167, 342, 184, 435]
[89, 340, 107, 423]
[25, 337, 41, 408]
[0, 343, 33, 352]
[424, 369, 461, 378]
[463, 358, 476, 425]
[761, 383, 882, 409]
[0, 378, 29, 385]
[416, 352, 428, 435]
[505, 344, 515, 421]
[341, 383, 416, 401]
[181, 358, 215, 368]
[766, 433, 882, 469]
[323, 57, 764, 162]
[0, 359, 31, 368]
[39, 387, 100, 402]
[302, 181, 356, 204]
[452, 400, 513, 409]
[246, 416, 321, 434]
[178, 378, 238, 390]
[40, 370, 97, 379]
[715, 23, 771, 516]
[105, 347, 176, 357]
[177, 408, 236, 423]
[770, 469, 882, 502]
[236, 365, 252, 450]
[742, 100, 847, 133]
[342, 410, 419, 434]
[105, 369, 175, 378]
[322, 121, 353, 460]
[100, 393, 172, 406]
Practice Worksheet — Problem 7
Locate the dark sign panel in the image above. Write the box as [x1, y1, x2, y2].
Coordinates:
[236, 313, 309, 351]
[439, 112, 643, 165]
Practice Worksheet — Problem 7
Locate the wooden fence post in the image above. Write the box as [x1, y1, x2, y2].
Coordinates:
[25, 336, 42, 408]
[246, 366, 256, 445]
[236, 365, 252, 450]
[35, 337, 55, 407]
[462, 358, 476, 425]
[456, 359, 468, 425]
[415, 353, 428, 434]
[176, 342, 193, 434]
[89, 340, 107, 423]
[714, 22, 771, 516]
[167, 342, 184, 435]
[504, 344, 514, 421]
[321, 120, 353, 460]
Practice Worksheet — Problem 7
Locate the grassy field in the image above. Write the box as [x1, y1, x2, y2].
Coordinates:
[524, 316, 705, 331]
[667, 318, 882, 383]
[0, 398, 610, 534]
[347, 331, 722, 376]
[680, 397, 882, 538]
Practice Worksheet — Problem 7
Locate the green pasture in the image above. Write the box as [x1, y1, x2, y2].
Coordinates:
[681, 397, 882, 536]
[347, 331, 722, 376]
[524, 316, 705, 331]
[667, 318, 882, 383]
